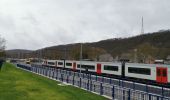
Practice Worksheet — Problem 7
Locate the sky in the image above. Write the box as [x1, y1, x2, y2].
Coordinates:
[0, 0, 170, 50]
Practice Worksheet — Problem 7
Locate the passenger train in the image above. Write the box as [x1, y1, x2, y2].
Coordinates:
[42, 59, 170, 87]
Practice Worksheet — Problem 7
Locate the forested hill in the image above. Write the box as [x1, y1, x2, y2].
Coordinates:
[6, 30, 170, 61]
[87, 30, 170, 59]
[6, 49, 32, 58]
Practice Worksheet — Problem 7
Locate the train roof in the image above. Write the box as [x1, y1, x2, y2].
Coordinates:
[46, 60, 57, 62]
[96, 61, 121, 65]
[126, 63, 170, 68]
[44, 59, 170, 68]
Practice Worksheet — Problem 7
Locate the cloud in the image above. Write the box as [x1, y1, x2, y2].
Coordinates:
[0, 0, 170, 50]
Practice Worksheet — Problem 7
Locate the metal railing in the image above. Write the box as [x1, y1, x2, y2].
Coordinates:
[16, 63, 170, 100]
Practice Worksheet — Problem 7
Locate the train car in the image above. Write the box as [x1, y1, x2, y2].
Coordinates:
[45, 60, 64, 68]
[46, 60, 56, 67]
[56, 60, 64, 68]
[65, 60, 77, 71]
[42, 59, 47, 66]
[100, 62, 122, 77]
[76, 61, 96, 74]
[125, 63, 170, 85]
[43, 59, 170, 86]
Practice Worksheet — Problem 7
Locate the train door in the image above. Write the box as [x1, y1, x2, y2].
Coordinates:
[156, 67, 168, 83]
[73, 62, 76, 71]
[97, 63, 101, 74]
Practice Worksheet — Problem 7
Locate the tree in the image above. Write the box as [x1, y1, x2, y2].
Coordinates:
[0, 35, 6, 57]
[136, 43, 159, 63]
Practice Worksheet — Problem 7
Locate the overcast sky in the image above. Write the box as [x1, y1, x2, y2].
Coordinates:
[0, 0, 170, 50]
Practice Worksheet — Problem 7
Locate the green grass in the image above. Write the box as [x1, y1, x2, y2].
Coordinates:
[0, 63, 107, 100]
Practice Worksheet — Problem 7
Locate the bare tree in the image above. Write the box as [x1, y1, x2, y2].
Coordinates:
[0, 35, 6, 57]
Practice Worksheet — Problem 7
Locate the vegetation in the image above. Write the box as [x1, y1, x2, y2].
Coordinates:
[0, 63, 107, 100]
[89, 30, 170, 59]
[0, 35, 6, 57]
[6, 30, 170, 62]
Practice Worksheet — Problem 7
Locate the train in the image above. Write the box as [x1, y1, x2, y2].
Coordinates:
[42, 59, 170, 87]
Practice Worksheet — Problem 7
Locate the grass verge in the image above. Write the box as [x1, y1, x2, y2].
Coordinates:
[0, 63, 107, 100]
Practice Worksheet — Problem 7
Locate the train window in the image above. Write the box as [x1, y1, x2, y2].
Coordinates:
[128, 67, 151, 75]
[163, 70, 167, 77]
[66, 63, 72, 66]
[47, 62, 55, 65]
[77, 64, 95, 70]
[58, 62, 63, 65]
[157, 69, 161, 76]
[77, 64, 80, 68]
[104, 65, 118, 71]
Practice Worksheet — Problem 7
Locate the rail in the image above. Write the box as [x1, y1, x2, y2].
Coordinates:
[15, 63, 170, 100]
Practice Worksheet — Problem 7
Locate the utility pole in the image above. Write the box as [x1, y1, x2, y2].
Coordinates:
[39, 49, 42, 63]
[134, 49, 137, 63]
[141, 16, 144, 34]
[64, 47, 67, 60]
[80, 43, 83, 75]
[18, 52, 20, 59]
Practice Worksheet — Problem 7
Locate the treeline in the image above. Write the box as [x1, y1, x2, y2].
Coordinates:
[6, 30, 170, 62]
[88, 30, 170, 61]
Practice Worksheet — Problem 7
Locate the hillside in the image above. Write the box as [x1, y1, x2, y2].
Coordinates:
[6, 49, 32, 58]
[88, 30, 170, 60]
[6, 30, 170, 63]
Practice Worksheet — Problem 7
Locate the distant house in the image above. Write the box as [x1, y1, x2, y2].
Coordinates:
[154, 59, 164, 64]
[120, 53, 131, 62]
[167, 55, 170, 60]
[99, 53, 113, 62]
[166, 55, 170, 64]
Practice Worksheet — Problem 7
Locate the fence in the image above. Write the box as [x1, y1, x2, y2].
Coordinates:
[16, 63, 170, 100]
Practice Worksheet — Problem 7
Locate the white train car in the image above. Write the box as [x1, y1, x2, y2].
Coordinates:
[46, 60, 56, 67]
[100, 62, 122, 76]
[76, 61, 96, 73]
[65, 60, 77, 70]
[125, 63, 155, 81]
[42, 59, 47, 66]
[56, 60, 64, 68]
[125, 63, 170, 84]
[44, 59, 170, 84]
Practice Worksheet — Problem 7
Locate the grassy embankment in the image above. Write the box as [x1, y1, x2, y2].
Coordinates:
[0, 63, 107, 100]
